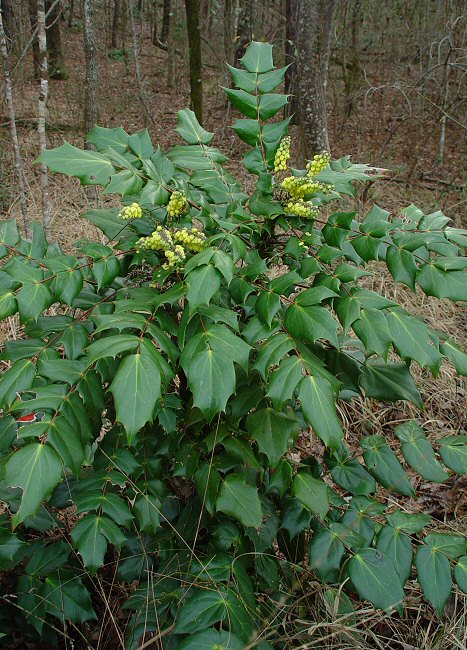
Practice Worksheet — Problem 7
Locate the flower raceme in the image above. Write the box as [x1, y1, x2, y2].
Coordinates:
[137, 226, 207, 270]
[284, 198, 318, 219]
[306, 151, 331, 178]
[273, 136, 291, 172]
[118, 202, 143, 220]
[167, 190, 188, 218]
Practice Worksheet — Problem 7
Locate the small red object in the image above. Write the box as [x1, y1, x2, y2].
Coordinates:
[16, 413, 37, 423]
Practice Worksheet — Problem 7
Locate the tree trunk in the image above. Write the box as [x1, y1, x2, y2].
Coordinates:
[160, 0, 170, 42]
[0, 0, 14, 49]
[29, 0, 40, 80]
[111, 0, 120, 49]
[235, 0, 252, 64]
[84, 0, 99, 138]
[0, 6, 29, 233]
[67, 0, 74, 27]
[46, 0, 67, 79]
[185, 0, 202, 123]
[223, 0, 233, 70]
[295, 0, 335, 160]
[37, 0, 51, 229]
[285, 0, 299, 120]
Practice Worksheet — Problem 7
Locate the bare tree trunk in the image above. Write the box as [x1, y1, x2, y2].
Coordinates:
[67, 0, 74, 27]
[235, 0, 252, 64]
[166, 2, 174, 88]
[84, 0, 99, 138]
[37, 0, 51, 229]
[295, 0, 335, 160]
[0, 0, 14, 48]
[129, 0, 152, 124]
[160, 0, 170, 42]
[185, 0, 202, 123]
[0, 6, 29, 233]
[46, 0, 67, 79]
[224, 0, 233, 69]
[111, 0, 120, 48]
[29, 0, 40, 80]
[285, 0, 298, 120]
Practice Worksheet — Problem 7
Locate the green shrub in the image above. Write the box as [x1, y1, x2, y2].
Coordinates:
[0, 42, 466, 648]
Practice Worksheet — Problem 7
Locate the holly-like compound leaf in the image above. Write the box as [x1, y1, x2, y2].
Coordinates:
[454, 556, 467, 594]
[309, 528, 345, 583]
[71, 514, 125, 573]
[386, 310, 442, 375]
[133, 494, 160, 535]
[376, 525, 413, 585]
[438, 435, 467, 475]
[240, 41, 274, 73]
[440, 339, 467, 376]
[292, 472, 329, 519]
[36, 142, 115, 186]
[176, 108, 214, 145]
[42, 571, 97, 624]
[266, 355, 303, 409]
[186, 264, 222, 311]
[361, 435, 415, 496]
[359, 361, 423, 408]
[299, 375, 343, 449]
[5, 443, 62, 528]
[0, 359, 36, 408]
[285, 303, 339, 347]
[186, 347, 236, 421]
[177, 629, 244, 650]
[44, 255, 83, 306]
[415, 545, 452, 615]
[246, 407, 298, 466]
[349, 548, 405, 612]
[394, 421, 449, 482]
[216, 474, 262, 528]
[423, 533, 466, 560]
[109, 346, 162, 443]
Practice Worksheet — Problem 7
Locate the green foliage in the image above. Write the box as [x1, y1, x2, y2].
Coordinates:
[0, 42, 466, 646]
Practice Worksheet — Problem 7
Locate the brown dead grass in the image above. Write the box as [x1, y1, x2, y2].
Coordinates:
[0, 17, 466, 650]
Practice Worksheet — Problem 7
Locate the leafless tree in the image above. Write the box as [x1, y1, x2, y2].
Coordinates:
[0, 5, 29, 232]
[84, 0, 99, 138]
[37, 0, 51, 229]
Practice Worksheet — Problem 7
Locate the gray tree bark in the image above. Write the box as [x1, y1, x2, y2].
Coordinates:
[185, 0, 203, 123]
[295, 0, 336, 159]
[84, 0, 99, 138]
[235, 0, 252, 64]
[111, 0, 120, 49]
[45, 0, 67, 79]
[0, 6, 29, 233]
[37, 0, 51, 229]
[0, 0, 13, 49]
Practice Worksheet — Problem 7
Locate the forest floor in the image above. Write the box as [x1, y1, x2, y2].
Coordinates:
[0, 18, 466, 650]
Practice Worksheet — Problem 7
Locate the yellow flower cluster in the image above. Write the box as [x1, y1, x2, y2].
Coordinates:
[274, 136, 291, 172]
[137, 225, 207, 270]
[137, 226, 174, 251]
[119, 202, 143, 220]
[306, 151, 331, 178]
[173, 227, 206, 253]
[163, 245, 185, 269]
[285, 199, 318, 219]
[281, 176, 324, 199]
[167, 190, 187, 218]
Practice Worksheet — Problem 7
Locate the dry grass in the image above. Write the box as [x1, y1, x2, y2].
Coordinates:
[0, 19, 466, 650]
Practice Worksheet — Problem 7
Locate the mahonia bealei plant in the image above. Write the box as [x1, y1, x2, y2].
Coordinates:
[273, 135, 291, 171]
[0, 42, 466, 649]
[118, 201, 143, 219]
